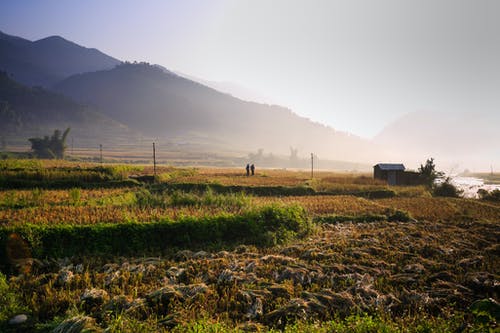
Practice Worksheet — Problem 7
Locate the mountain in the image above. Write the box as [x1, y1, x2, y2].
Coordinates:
[54, 62, 379, 162]
[374, 111, 500, 170]
[0, 30, 120, 87]
[176, 71, 278, 105]
[0, 71, 134, 146]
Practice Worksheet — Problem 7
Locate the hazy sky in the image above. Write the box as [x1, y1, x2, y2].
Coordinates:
[1, 0, 499, 138]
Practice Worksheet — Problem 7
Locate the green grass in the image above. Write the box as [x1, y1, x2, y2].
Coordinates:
[134, 188, 252, 209]
[0, 272, 28, 324]
[0, 162, 143, 189]
[47, 312, 494, 333]
[154, 182, 396, 198]
[0, 205, 311, 267]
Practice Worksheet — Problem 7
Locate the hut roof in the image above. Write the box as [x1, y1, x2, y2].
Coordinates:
[374, 163, 405, 171]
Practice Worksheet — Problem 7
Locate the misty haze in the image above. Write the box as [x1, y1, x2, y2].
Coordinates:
[0, 1, 499, 332]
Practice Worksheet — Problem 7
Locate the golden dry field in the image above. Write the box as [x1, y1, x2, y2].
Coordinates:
[0, 160, 499, 332]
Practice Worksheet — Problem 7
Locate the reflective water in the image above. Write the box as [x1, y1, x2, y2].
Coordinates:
[449, 176, 500, 198]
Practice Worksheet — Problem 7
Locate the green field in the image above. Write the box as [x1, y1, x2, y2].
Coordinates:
[0, 160, 499, 332]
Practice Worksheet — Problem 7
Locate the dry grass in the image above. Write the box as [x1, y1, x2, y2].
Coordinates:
[6, 218, 498, 331]
[2, 188, 499, 226]
[378, 197, 500, 222]
[1, 162, 499, 331]
[254, 195, 388, 216]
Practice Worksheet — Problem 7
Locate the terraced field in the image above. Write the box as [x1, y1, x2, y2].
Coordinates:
[0, 160, 498, 332]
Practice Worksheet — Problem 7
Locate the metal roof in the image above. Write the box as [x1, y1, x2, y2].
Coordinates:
[374, 163, 405, 171]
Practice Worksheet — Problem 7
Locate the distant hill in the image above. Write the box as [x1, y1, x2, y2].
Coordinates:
[176, 71, 278, 105]
[0, 31, 381, 163]
[374, 111, 500, 169]
[0, 30, 120, 87]
[0, 71, 134, 147]
[54, 63, 379, 161]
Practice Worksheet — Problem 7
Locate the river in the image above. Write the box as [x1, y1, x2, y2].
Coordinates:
[448, 176, 500, 198]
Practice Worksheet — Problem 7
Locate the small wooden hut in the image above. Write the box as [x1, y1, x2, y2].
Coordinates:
[373, 163, 405, 185]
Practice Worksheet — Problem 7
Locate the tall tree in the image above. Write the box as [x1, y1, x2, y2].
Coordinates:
[418, 158, 443, 187]
[29, 128, 70, 159]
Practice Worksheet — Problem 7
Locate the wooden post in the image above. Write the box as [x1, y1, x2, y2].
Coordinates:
[99, 144, 103, 165]
[153, 142, 157, 179]
[311, 153, 314, 179]
[71, 137, 74, 156]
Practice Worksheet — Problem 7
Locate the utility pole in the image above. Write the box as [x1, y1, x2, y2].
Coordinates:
[99, 144, 103, 166]
[311, 153, 314, 179]
[153, 142, 157, 179]
[71, 137, 74, 156]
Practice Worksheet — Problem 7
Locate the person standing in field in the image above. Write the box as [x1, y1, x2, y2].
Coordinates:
[246, 164, 250, 176]
[251, 164, 255, 176]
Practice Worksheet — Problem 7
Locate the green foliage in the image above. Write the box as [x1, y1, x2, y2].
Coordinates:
[0, 272, 27, 324]
[158, 168, 198, 181]
[169, 190, 199, 207]
[96, 165, 143, 180]
[164, 313, 484, 333]
[0, 189, 46, 208]
[68, 188, 81, 206]
[134, 188, 166, 208]
[135, 189, 252, 209]
[478, 189, 500, 202]
[28, 128, 71, 159]
[418, 158, 444, 187]
[386, 209, 412, 222]
[469, 298, 500, 326]
[433, 179, 463, 198]
[0, 163, 142, 189]
[157, 182, 396, 199]
[0, 206, 311, 263]
[0, 159, 42, 171]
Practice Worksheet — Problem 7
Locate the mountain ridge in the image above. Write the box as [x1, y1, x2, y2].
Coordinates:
[0, 70, 135, 147]
[54, 62, 379, 161]
[1, 30, 382, 163]
[0, 30, 121, 87]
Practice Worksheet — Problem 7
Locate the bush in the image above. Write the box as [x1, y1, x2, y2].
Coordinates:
[433, 179, 463, 198]
[477, 189, 500, 202]
[387, 209, 412, 222]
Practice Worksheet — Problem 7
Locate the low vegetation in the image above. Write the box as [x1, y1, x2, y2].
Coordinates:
[0, 160, 498, 332]
[433, 178, 464, 198]
[478, 188, 500, 202]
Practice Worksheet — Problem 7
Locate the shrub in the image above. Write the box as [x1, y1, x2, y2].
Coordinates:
[477, 189, 500, 202]
[387, 209, 412, 222]
[433, 179, 463, 198]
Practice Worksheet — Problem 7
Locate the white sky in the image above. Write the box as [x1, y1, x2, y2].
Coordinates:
[1, 0, 499, 138]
